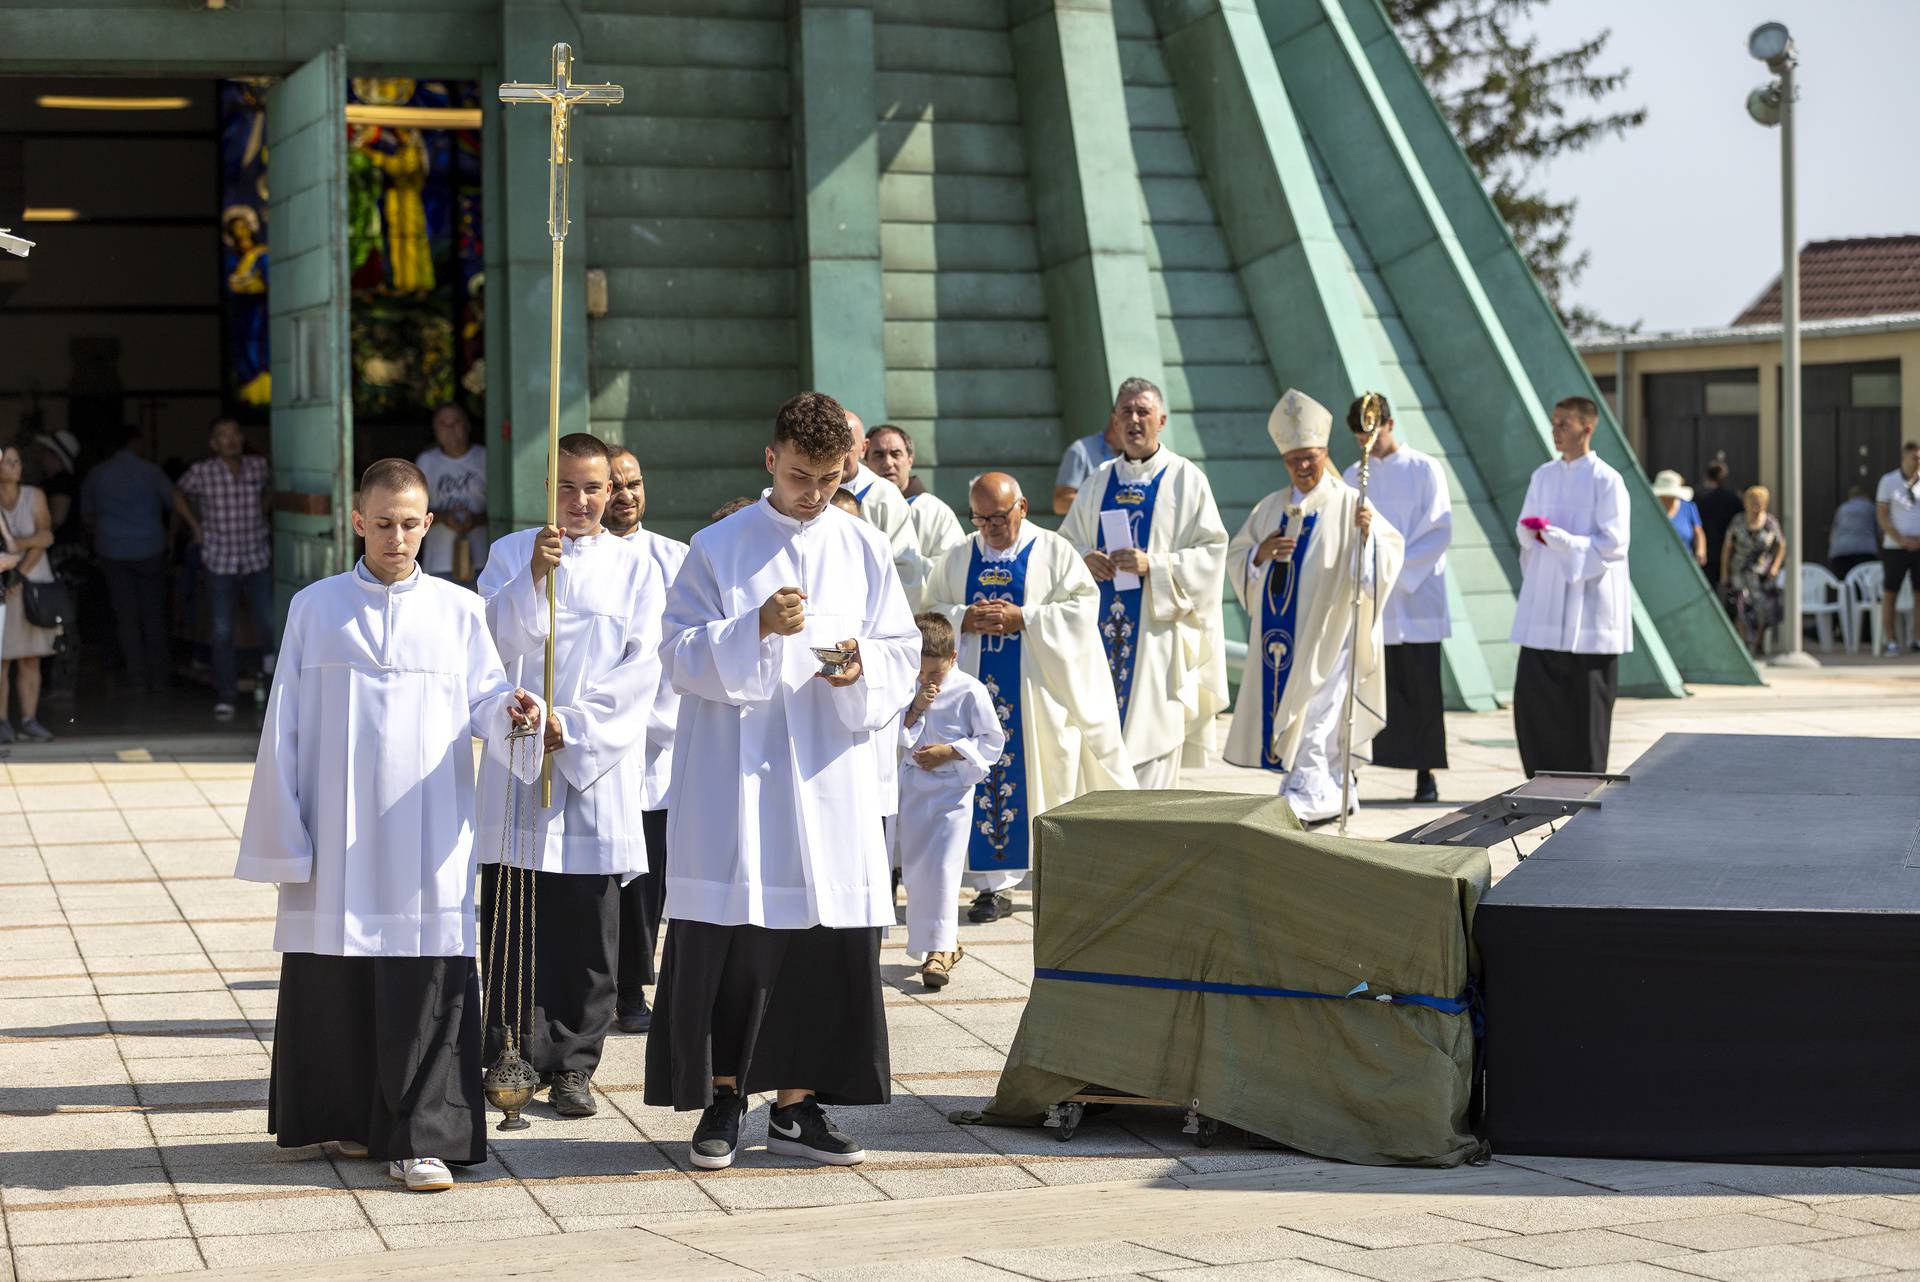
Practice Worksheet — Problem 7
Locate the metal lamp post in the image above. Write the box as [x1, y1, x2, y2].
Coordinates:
[1748, 21, 1815, 667]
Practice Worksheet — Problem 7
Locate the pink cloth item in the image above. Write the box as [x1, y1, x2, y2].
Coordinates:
[1520, 516, 1550, 532]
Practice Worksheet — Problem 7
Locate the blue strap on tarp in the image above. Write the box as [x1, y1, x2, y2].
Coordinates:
[1033, 967, 1473, 1017]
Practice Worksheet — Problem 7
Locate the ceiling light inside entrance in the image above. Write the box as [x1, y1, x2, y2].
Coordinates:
[36, 94, 191, 111]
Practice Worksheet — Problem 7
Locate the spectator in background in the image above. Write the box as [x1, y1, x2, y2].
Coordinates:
[1696, 461, 1743, 585]
[81, 426, 178, 693]
[1876, 442, 1920, 657]
[1721, 485, 1785, 659]
[0, 444, 59, 742]
[176, 418, 274, 718]
[415, 403, 488, 586]
[1652, 470, 1706, 567]
[22, 428, 80, 544]
[1051, 414, 1123, 516]
[1828, 485, 1879, 581]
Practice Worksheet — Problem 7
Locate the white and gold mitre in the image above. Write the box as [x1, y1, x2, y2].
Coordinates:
[1266, 388, 1332, 454]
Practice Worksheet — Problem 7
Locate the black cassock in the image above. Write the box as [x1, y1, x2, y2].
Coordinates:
[1512, 645, 1618, 778]
[617, 808, 670, 1005]
[644, 920, 889, 1111]
[480, 866, 619, 1075]
[269, 952, 486, 1164]
[1370, 641, 1448, 771]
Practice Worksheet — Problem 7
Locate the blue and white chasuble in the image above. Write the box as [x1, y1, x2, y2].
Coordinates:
[965, 540, 1036, 873]
[1094, 465, 1166, 727]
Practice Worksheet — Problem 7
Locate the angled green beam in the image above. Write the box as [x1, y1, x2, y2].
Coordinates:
[1148, 0, 1497, 711]
[792, 1, 886, 422]
[1254, 0, 1686, 698]
[1333, 0, 1760, 686]
[1008, 0, 1168, 452]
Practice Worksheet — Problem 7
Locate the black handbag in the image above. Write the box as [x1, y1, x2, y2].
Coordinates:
[21, 579, 71, 629]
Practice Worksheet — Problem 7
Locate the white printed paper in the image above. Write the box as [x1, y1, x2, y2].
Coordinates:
[1100, 510, 1141, 591]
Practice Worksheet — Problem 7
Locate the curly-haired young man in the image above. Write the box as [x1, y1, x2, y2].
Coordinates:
[645, 391, 922, 1171]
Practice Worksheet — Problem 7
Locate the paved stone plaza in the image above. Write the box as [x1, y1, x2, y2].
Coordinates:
[2, 664, 1918, 1281]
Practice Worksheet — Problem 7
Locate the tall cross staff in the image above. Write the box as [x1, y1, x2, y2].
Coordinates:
[499, 44, 623, 806]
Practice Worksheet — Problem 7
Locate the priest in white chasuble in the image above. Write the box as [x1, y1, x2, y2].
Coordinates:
[1059, 377, 1230, 789]
[1510, 395, 1632, 778]
[475, 433, 664, 1120]
[865, 422, 968, 574]
[646, 392, 919, 1173]
[602, 447, 689, 1035]
[1225, 390, 1404, 824]
[926, 472, 1133, 925]
[238, 459, 542, 1193]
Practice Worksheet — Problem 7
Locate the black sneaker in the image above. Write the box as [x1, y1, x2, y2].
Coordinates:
[1414, 770, 1439, 804]
[689, 1086, 744, 1170]
[766, 1097, 865, 1166]
[967, 890, 1012, 923]
[549, 1069, 597, 1117]
[615, 998, 652, 1034]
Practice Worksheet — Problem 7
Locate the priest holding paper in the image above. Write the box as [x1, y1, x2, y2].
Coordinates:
[647, 392, 920, 1173]
[926, 472, 1134, 924]
[475, 433, 664, 1120]
[1060, 378, 1230, 790]
[239, 459, 542, 1193]
[1510, 396, 1631, 777]
[1225, 390, 1404, 824]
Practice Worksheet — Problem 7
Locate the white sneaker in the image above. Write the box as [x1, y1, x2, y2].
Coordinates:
[212, 701, 237, 719]
[1885, 642, 1901, 657]
[332, 1139, 369, 1158]
[387, 1157, 453, 1192]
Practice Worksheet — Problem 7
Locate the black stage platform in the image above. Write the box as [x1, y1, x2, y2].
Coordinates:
[1476, 732, 1920, 1165]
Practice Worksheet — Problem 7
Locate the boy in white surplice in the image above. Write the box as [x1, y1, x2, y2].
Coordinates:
[237, 459, 541, 1193]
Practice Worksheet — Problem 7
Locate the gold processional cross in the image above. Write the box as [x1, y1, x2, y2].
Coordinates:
[499, 44, 623, 805]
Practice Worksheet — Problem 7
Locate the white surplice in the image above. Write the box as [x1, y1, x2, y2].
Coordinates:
[661, 498, 921, 930]
[895, 666, 1004, 957]
[475, 529, 664, 877]
[1223, 472, 1404, 822]
[1510, 453, 1633, 655]
[850, 461, 927, 605]
[236, 562, 540, 957]
[926, 524, 1135, 869]
[1343, 445, 1451, 644]
[905, 490, 969, 572]
[621, 525, 690, 811]
[1058, 448, 1230, 781]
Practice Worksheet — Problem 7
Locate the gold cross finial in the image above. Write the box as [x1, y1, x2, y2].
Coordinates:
[498, 43, 624, 241]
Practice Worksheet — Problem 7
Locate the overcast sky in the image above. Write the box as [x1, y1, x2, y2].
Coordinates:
[1510, 0, 1917, 333]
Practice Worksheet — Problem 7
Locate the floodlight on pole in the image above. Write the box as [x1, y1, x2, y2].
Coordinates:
[1747, 21, 1814, 668]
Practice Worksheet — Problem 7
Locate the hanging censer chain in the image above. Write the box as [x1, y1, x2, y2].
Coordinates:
[481, 724, 542, 1131]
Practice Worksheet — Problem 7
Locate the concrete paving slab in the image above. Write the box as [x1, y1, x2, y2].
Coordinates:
[9, 1238, 205, 1282]
[1652, 1242, 1895, 1280]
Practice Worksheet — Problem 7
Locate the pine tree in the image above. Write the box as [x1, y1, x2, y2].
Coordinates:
[1385, 0, 1646, 336]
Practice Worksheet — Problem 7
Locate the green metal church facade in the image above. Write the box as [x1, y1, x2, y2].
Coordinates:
[0, 0, 1760, 705]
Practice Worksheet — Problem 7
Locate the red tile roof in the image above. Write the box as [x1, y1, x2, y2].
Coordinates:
[1735, 235, 1920, 325]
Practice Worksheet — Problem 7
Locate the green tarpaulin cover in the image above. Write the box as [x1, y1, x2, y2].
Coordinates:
[964, 790, 1489, 1167]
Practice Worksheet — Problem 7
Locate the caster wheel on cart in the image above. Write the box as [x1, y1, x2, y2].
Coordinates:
[1057, 1101, 1085, 1142]
[1194, 1116, 1219, 1148]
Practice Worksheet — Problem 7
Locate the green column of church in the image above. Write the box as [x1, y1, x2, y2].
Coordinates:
[792, 1, 887, 425]
[1008, 0, 1168, 454]
[1148, 0, 1498, 711]
[492, 0, 593, 531]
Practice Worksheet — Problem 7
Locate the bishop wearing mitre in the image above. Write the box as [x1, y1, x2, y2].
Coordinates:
[1225, 390, 1404, 823]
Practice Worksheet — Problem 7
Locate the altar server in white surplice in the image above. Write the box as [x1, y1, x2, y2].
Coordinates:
[647, 392, 920, 1174]
[602, 447, 689, 1035]
[1225, 390, 1403, 824]
[842, 410, 927, 605]
[926, 472, 1133, 926]
[894, 612, 1004, 990]
[238, 459, 542, 1193]
[475, 433, 663, 1121]
[865, 423, 968, 584]
[1339, 394, 1452, 804]
[1510, 395, 1632, 778]
[1059, 377, 1229, 790]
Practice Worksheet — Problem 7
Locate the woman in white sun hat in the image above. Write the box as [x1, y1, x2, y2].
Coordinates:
[1652, 469, 1706, 567]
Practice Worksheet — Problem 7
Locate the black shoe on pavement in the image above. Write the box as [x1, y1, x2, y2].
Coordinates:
[1414, 770, 1439, 804]
[549, 1069, 597, 1117]
[967, 890, 1012, 923]
[766, 1097, 866, 1166]
[615, 998, 652, 1034]
[690, 1086, 745, 1170]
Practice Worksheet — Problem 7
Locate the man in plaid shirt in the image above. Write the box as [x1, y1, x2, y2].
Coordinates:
[174, 418, 274, 718]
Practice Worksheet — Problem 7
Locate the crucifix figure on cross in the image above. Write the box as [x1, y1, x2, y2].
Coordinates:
[497, 43, 623, 807]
